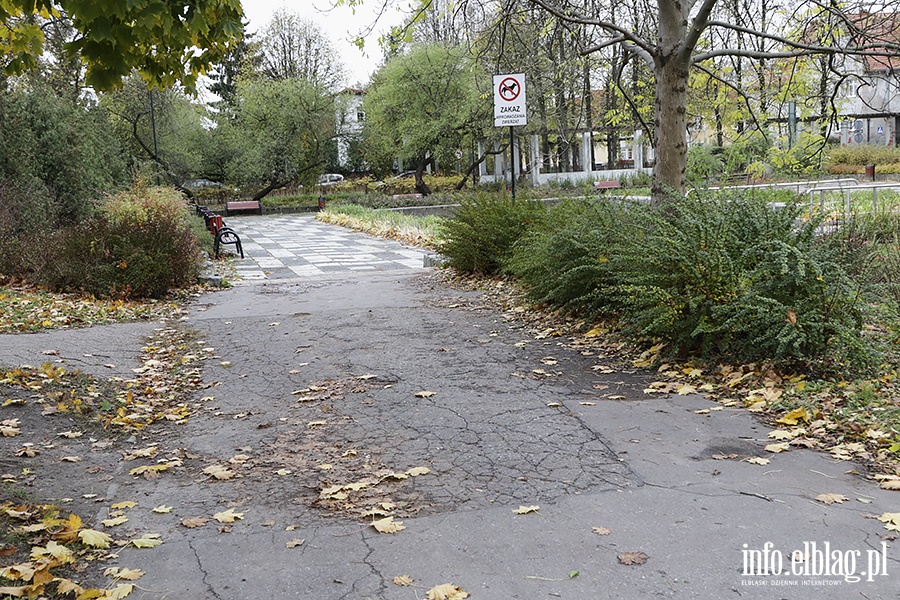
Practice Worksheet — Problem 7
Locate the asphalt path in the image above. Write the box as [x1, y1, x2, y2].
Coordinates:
[1, 216, 898, 599]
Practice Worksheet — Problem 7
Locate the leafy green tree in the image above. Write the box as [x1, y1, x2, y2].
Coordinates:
[0, 85, 126, 226]
[0, 0, 243, 91]
[214, 78, 337, 199]
[364, 44, 485, 194]
[100, 73, 208, 184]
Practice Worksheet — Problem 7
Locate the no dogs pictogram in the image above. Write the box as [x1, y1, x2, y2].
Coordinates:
[498, 77, 521, 101]
[493, 73, 527, 127]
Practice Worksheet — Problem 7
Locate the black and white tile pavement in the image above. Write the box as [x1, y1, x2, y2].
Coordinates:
[225, 214, 428, 281]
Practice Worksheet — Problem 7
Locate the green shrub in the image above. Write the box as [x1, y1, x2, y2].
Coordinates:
[828, 211, 900, 310]
[766, 132, 826, 175]
[615, 192, 871, 369]
[722, 131, 771, 173]
[827, 144, 900, 166]
[439, 194, 546, 275]
[506, 198, 636, 316]
[38, 186, 201, 298]
[686, 145, 725, 184]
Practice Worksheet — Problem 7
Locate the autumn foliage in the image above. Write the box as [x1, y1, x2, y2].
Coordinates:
[33, 186, 202, 299]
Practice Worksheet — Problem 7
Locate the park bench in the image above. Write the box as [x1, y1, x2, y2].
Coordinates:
[195, 205, 244, 259]
[224, 199, 262, 216]
[593, 180, 622, 191]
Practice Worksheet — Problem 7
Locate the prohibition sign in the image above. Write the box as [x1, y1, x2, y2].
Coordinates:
[498, 77, 521, 102]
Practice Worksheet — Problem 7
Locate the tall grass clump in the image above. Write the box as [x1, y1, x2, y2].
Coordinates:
[438, 194, 546, 275]
[38, 186, 201, 298]
[615, 192, 872, 369]
[506, 198, 637, 317]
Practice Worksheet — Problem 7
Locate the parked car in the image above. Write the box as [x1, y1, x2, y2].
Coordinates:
[318, 173, 344, 186]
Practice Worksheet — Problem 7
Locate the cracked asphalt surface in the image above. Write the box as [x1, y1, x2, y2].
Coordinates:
[2, 219, 899, 599]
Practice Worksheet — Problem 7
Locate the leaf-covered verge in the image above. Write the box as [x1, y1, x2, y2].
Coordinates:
[0, 325, 217, 598]
[430, 269, 900, 482]
[0, 280, 185, 334]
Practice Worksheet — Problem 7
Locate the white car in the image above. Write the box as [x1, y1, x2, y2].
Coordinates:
[318, 173, 344, 186]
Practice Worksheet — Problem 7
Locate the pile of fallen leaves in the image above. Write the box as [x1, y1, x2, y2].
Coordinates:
[0, 280, 185, 333]
[1, 327, 215, 433]
[0, 502, 143, 599]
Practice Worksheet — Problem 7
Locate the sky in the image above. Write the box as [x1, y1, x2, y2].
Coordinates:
[240, 1, 410, 86]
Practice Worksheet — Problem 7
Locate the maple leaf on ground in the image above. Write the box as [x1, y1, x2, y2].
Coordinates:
[212, 509, 244, 523]
[101, 515, 128, 527]
[876, 476, 900, 491]
[512, 505, 540, 514]
[285, 538, 305, 548]
[592, 527, 612, 535]
[393, 575, 414, 586]
[31, 540, 74, 563]
[876, 512, 900, 531]
[405, 466, 430, 477]
[202, 465, 236, 480]
[371, 517, 405, 533]
[104, 567, 144, 581]
[815, 493, 848, 505]
[103, 583, 135, 599]
[131, 534, 163, 548]
[426, 583, 469, 600]
[415, 391, 437, 398]
[111, 501, 137, 510]
[776, 407, 810, 426]
[78, 529, 112, 549]
[618, 551, 649, 565]
[181, 517, 208, 528]
[745, 457, 771, 465]
[765, 443, 790, 453]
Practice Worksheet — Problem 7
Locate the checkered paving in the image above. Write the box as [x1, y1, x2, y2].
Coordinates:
[225, 214, 428, 280]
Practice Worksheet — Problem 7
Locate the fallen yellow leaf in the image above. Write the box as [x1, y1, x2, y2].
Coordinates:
[104, 567, 144, 581]
[131, 534, 163, 548]
[101, 515, 128, 527]
[202, 465, 236, 480]
[815, 493, 848, 505]
[426, 583, 469, 600]
[371, 516, 405, 534]
[393, 575, 414, 586]
[765, 443, 790, 453]
[103, 583, 135, 600]
[776, 407, 810, 426]
[78, 529, 112, 549]
[415, 391, 437, 398]
[512, 505, 540, 514]
[212, 509, 244, 523]
[111, 501, 138, 510]
[152, 505, 173, 514]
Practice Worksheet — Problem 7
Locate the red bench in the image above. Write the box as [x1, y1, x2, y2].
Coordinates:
[225, 200, 262, 216]
[593, 180, 622, 191]
[195, 206, 244, 259]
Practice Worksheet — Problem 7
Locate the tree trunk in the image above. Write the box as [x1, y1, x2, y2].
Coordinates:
[651, 55, 690, 203]
[414, 158, 432, 195]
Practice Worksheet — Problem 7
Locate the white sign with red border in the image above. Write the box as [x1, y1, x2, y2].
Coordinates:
[493, 73, 527, 127]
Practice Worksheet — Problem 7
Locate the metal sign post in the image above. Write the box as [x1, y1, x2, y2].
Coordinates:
[493, 74, 527, 200]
